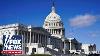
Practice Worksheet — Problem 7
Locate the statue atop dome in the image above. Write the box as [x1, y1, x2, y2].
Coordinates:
[51, 0, 55, 13]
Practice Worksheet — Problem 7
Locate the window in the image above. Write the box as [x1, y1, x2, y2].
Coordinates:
[45, 24, 47, 26]
[56, 23, 58, 26]
[49, 23, 50, 26]
[59, 23, 61, 26]
[9, 32, 11, 34]
[54, 23, 55, 26]
[32, 48, 36, 52]
[54, 17, 56, 18]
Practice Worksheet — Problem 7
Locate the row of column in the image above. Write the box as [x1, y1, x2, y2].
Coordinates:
[16, 30, 30, 43]
[16, 29, 64, 49]
[29, 31, 48, 46]
[47, 29, 63, 35]
[46, 22, 62, 27]
[50, 37, 64, 49]
[17, 30, 49, 46]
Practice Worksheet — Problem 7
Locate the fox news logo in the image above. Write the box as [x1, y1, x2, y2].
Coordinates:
[3, 35, 23, 54]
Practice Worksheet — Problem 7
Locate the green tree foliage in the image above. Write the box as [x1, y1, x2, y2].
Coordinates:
[30, 54, 52, 56]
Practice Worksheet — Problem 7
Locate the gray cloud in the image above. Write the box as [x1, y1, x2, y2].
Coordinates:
[69, 14, 98, 28]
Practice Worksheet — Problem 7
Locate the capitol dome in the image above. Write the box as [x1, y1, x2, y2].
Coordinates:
[43, 4, 65, 38]
[45, 6, 61, 22]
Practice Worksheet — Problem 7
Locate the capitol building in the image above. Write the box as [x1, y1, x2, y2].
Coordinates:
[0, 3, 98, 56]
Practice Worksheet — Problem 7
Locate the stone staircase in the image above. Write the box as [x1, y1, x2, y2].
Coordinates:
[45, 47, 64, 55]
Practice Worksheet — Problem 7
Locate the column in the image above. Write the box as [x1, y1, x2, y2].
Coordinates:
[61, 29, 62, 35]
[69, 40, 71, 52]
[26, 32, 29, 43]
[43, 35, 45, 46]
[50, 29, 51, 33]
[41, 35, 42, 44]
[24, 31, 26, 43]
[32, 32, 34, 43]
[48, 29, 50, 32]
[57, 29, 59, 34]
[40, 34, 41, 44]
[53, 29, 54, 34]
[38, 34, 39, 43]
[56, 29, 57, 34]
[17, 29, 19, 35]
[23, 31, 25, 54]
[45, 35, 47, 46]
[34, 33, 36, 43]
[48, 37, 50, 45]
[51, 29, 53, 34]
[63, 38, 66, 54]
[30, 31, 31, 45]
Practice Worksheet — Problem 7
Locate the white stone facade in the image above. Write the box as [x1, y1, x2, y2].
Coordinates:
[65, 38, 82, 54]
[81, 44, 97, 54]
[0, 23, 19, 44]
[0, 23, 64, 55]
